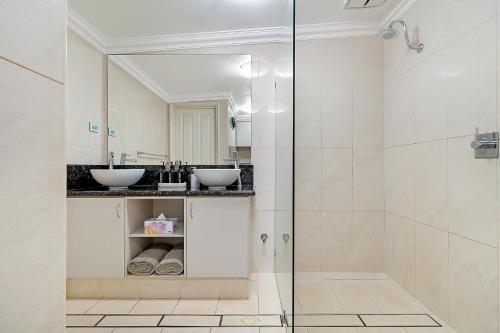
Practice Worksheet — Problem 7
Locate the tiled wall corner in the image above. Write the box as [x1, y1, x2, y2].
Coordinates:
[295, 36, 385, 273]
[383, 1, 500, 332]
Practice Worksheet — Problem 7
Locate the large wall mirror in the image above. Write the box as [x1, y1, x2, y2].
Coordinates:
[107, 54, 252, 165]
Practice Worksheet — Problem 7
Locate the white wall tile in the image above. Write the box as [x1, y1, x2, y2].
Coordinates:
[251, 211, 275, 273]
[352, 212, 385, 272]
[446, 18, 497, 138]
[353, 84, 384, 148]
[449, 235, 498, 333]
[448, 136, 497, 246]
[415, 140, 448, 231]
[0, 0, 65, 82]
[352, 36, 384, 86]
[321, 149, 352, 211]
[384, 74, 416, 147]
[0, 58, 65, 332]
[385, 213, 416, 294]
[353, 148, 384, 211]
[385, 145, 416, 220]
[295, 149, 322, 211]
[414, 52, 447, 142]
[415, 224, 449, 322]
[295, 212, 321, 272]
[322, 86, 353, 148]
[321, 212, 353, 272]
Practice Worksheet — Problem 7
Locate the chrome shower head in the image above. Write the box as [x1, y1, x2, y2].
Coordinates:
[378, 19, 424, 53]
[377, 26, 399, 40]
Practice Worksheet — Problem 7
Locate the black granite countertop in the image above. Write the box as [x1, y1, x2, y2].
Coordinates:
[67, 185, 255, 198]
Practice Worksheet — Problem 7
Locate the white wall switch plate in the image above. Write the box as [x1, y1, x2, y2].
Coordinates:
[108, 127, 117, 137]
[88, 121, 99, 133]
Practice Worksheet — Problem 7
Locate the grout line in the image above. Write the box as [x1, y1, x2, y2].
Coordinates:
[0, 55, 63, 85]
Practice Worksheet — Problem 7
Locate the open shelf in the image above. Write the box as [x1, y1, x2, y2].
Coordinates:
[125, 197, 186, 278]
[129, 223, 184, 238]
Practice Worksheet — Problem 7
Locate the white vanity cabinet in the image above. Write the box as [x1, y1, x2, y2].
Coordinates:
[186, 197, 250, 278]
[67, 198, 125, 278]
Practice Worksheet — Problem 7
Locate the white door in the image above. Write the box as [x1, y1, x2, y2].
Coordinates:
[186, 197, 250, 277]
[67, 198, 125, 278]
[173, 107, 216, 164]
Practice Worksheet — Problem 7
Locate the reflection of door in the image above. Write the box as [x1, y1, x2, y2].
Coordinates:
[173, 106, 216, 164]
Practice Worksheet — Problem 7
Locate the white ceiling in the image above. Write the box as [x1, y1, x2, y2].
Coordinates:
[69, 0, 400, 39]
[68, 0, 292, 38]
[114, 54, 252, 112]
[296, 0, 399, 25]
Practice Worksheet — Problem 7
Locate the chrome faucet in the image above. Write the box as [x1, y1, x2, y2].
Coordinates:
[224, 151, 242, 188]
[120, 152, 138, 165]
[108, 152, 115, 169]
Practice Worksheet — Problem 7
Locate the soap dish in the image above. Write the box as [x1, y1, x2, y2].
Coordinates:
[158, 183, 187, 191]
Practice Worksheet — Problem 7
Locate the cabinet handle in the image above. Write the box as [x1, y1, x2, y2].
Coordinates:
[189, 203, 194, 219]
[115, 203, 121, 219]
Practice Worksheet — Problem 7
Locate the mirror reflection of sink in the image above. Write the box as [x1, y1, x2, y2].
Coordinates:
[193, 169, 240, 189]
[90, 169, 145, 190]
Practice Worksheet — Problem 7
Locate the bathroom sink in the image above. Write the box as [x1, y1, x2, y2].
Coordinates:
[193, 169, 240, 188]
[90, 169, 145, 190]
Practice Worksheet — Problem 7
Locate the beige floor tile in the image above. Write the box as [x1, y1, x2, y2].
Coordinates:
[295, 280, 345, 314]
[162, 328, 211, 333]
[322, 273, 389, 280]
[360, 315, 438, 327]
[87, 299, 139, 314]
[327, 280, 388, 314]
[221, 315, 282, 327]
[356, 329, 405, 333]
[217, 281, 258, 315]
[259, 328, 287, 333]
[97, 315, 162, 327]
[307, 328, 356, 333]
[66, 315, 103, 327]
[130, 299, 179, 314]
[113, 329, 163, 333]
[211, 328, 259, 333]
[294, 315, 363, 327]
[66, 299, 99, 314]
[65, 328, 113, 333]
[174, 299, 219, 314]
[159, 315, 221, 327]
[367, 280, 427, 314]
[404, 328, 457, 333]
[258, 274, 283, 314]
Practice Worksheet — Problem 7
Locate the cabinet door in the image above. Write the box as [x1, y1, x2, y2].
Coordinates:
[186, 197, 249, 277]
[67, 198, 125, 278]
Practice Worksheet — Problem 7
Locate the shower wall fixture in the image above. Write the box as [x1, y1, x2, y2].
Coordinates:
[378, 19, 424, 53]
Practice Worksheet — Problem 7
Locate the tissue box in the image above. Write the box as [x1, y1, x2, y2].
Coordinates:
[144, 218, 179, 234]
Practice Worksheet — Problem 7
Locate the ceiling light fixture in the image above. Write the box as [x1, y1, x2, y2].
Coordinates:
[240, 62, 252, 78]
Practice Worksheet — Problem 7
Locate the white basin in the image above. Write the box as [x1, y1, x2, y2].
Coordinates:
[90, 169, 145, 190]
[193, 169, 240, 188]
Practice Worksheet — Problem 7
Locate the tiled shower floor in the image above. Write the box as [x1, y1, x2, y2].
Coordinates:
[294, 272, 456, 332]
[66, 273, 456, 332]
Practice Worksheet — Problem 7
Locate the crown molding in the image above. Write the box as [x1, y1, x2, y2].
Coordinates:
[68, 1, 416, 54]
[295, 21, 379, 39]
[67, 7, 109, 53]
[108, 55, 172, 102]
[169, 91, 235, 105]
[107, 27, 292, 53]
